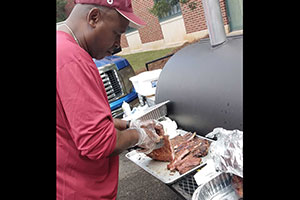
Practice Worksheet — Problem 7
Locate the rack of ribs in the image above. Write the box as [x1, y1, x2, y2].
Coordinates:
[146, 131, 211, 175]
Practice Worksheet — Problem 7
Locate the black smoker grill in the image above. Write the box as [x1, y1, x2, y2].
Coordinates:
[127, 0, 243, 199]
[156, 0, 243, 136]
[153, 34, 242, 200]
[155, 0, 242, 198]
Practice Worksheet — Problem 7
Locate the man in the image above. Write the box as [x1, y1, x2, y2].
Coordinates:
[57, 1, 162, 199]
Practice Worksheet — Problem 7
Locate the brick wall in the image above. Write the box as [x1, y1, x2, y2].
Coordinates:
[181, 0, 228, 34]
[220, 0, 229, 25]
[120, 35, 129, 48]
[63, 0, 230, 52]
[131, 0, 164, 44]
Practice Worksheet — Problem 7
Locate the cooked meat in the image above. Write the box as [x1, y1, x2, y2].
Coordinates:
[145, 123, 175, 162]
[145, 130, 211, 175]
[192, 139, 210, 157]
[168, 136, 200, 170]
[232, 175, 243, 198]
[168, 136, 209, 174]
[146, 134, 175, 162]
[171, 132, 196, 149]
[167, 148, 190, 171]
[175, 154, 202, 174]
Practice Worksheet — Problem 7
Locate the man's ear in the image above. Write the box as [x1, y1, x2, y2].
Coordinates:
[87, 7, 101, 28]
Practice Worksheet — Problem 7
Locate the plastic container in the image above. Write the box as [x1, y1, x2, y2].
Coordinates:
[145, 95, 155, 107]
[129, 69, 162, 97]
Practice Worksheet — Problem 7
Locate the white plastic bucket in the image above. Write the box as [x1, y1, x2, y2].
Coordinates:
[129, 69, 162, 97]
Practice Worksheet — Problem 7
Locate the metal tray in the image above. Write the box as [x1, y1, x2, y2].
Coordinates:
[192, 173, 240, 200]
[136, 100, 170, 121]
[125, 130, 214, 185]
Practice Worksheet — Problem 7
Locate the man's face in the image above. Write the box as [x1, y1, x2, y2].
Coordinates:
[86, 8, 129, 60]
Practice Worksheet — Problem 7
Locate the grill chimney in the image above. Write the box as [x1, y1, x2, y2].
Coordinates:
[202, 0, 227, 47]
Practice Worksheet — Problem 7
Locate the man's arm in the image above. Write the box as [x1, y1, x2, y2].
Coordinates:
[113, 118, 130, 131]
[109, 128, 139, 157]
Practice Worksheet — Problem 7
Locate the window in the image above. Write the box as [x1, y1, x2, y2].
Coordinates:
[125, 26, 137, 34]
[155, 0, 182, 22]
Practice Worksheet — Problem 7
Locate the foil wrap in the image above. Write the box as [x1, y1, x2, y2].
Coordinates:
[206, 128, 243, 178]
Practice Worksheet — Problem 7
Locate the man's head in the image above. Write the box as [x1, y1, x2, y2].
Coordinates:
[67, 0, 146, 59]
[75, 0, 146, 29]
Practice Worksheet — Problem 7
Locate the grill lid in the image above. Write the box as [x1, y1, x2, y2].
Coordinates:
[155, 35, 243, 136]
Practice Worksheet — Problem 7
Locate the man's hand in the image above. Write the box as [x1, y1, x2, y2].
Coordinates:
[129, 119, 164, 154]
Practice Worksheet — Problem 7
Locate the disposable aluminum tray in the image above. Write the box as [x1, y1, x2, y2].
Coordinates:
[125, 130, 214, 185]
[192, 173, 240, 200]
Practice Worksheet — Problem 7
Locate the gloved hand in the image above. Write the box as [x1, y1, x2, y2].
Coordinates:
[129, 119, 163, 154]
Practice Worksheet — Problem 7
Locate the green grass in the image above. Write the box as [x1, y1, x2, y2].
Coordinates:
[121, 47, 175, 72]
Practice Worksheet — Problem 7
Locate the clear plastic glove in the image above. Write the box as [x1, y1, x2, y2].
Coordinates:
[129, 119, 163, 154]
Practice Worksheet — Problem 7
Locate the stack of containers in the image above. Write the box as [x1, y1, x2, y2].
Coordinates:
[129, 69, 162, 106]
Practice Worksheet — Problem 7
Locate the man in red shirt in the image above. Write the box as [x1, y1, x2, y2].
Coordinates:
[57, 1, 161, 199]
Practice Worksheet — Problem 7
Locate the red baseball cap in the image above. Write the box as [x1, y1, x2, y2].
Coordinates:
[74, 0, 146, 28]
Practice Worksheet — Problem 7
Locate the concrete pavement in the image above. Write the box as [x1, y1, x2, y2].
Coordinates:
[117, 151, 184, 200]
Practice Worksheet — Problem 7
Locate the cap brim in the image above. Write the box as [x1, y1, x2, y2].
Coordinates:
[116, 9, 146, 29]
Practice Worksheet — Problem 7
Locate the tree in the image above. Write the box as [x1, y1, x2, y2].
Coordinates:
[150, 0, 198, 18]
[56, 0, 67, 23]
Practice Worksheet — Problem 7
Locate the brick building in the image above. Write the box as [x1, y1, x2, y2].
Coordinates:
[63, 0, 242, 54]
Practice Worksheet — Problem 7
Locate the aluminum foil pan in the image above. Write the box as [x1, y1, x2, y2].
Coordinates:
[192, 173, 240, 200]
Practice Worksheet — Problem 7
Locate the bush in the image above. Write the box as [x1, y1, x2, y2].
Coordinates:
[149, 0, 197, 18]
[56, 0, 67, 23]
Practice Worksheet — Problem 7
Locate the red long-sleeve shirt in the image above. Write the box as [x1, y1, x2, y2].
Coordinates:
[56, 31, 118, 200]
